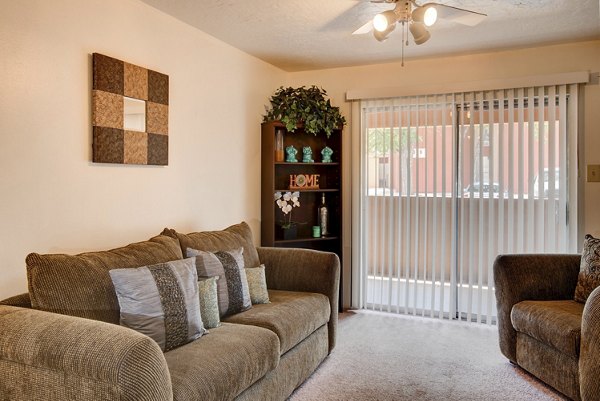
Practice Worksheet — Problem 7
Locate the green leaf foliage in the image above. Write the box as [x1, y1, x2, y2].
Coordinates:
[263, 86, 346, 138]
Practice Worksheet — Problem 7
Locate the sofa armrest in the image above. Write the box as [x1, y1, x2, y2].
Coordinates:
[0, 305, 172, 401]
[493, 254, 580, 363]
[257, 247, 340, 353]
[580, 286, 600, 401]
[0, 292, 31, 308]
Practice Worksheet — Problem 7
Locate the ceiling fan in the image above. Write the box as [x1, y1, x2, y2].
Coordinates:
[353, 0, 487, 45]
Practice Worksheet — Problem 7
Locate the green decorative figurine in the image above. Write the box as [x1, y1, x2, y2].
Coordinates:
[321, 146, 333, 163]
[285, 145, 298, 162]
[302, 146, 314, 163]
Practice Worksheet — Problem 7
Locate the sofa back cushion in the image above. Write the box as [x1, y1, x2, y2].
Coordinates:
[26, 235, 183, 323]
[161, 222, 260, 270]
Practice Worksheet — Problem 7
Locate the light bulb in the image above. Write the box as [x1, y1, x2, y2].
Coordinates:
[373, 13, 389, 32]
[373, 10, 397, 33]
[423, 6, 437, 26]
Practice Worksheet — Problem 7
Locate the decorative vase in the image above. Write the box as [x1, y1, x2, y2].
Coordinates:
[279, 224, 297, 240]
[275, 129, 284, 162]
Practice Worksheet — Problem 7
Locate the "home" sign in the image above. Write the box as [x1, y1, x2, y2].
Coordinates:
[289, 174, 320, 190]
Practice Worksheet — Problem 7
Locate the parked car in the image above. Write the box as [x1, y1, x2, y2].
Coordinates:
[463, 182, 502, 198]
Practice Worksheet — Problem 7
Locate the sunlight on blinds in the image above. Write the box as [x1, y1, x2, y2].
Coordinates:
[359, 84, 578, 324]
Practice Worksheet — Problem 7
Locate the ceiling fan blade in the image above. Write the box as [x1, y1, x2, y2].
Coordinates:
[434, 4, 487, 26]
[353, 20, 374, 35]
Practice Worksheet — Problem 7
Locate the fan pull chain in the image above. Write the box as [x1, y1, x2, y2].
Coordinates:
[401, 21, 405, 67]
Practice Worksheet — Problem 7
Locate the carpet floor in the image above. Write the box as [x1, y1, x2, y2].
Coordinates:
[289, 310, 568, 401]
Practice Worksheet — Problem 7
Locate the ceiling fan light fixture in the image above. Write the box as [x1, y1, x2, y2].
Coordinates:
[373, 10, 397, 32]
[373, 22, 396, 42]
[409, 21, 431, 45]
[412, 4, 438, 27]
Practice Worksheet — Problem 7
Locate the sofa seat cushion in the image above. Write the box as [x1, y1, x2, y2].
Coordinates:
[164, 322, 279, 401]
[223, 290, 330, 355]
[511, 300, 583, 357]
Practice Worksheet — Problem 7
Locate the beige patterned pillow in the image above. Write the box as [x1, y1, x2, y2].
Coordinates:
[246, 265, 270, 304]
[574, 234, 600, 303]
[198, 276, 220, 328]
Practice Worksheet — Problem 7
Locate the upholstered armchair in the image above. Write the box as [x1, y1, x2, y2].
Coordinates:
[494, 254, 600, 401]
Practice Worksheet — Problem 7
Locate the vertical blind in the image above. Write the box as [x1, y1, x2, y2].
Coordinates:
[359, 84, 579, 323]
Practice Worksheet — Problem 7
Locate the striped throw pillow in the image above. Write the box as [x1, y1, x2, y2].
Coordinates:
[109, 257, 205, 352]
[188, 247, 252, 317]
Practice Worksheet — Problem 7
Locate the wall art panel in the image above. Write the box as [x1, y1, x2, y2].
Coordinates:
[92, 53, 169, 165]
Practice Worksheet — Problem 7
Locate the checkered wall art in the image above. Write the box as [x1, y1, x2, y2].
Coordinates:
[92, 53, 169, 165]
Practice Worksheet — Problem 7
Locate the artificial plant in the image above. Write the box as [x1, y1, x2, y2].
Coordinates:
[263, 86, 346, 138]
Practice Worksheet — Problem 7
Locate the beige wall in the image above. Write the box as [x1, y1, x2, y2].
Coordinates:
[0, 0, 285, 299]
[288, 41, 600, 307]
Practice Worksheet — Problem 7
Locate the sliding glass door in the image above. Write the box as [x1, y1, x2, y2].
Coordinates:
[359, 85, 578, 323]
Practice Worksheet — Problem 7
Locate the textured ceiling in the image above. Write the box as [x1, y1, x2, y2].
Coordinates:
[139, 0, 600, 71]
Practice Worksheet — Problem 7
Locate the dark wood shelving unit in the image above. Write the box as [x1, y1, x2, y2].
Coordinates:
[261, 121, 343, 310]
[274, 236, 340, 245]
[275, 162, 340, 166]
[274, 188, 339, 193]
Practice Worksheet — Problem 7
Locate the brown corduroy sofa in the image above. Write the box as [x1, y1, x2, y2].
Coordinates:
[494, 254, 600, 401]
[0, 222, 340, 401]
